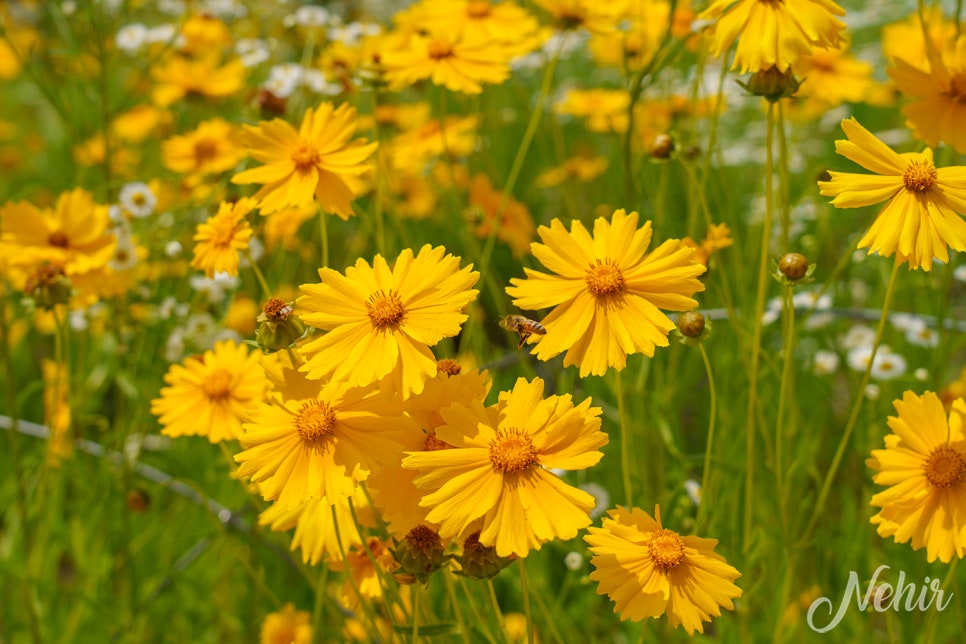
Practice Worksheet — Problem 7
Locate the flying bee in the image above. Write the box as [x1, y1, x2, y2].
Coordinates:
[499, 314, 546, 350]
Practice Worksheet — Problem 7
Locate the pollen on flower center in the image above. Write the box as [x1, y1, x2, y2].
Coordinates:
[436, 359, 462, 376]
[48, 231, 70, 248]
[366, 289, 406, 328]
[294, 399, 337, 444]
[647, 528, 686, 571]
[194, 140, 218, 163]
[903, 159, 938, 192]
[427, 38, 454, 60]
[406, 524, 442, 552]
[291, 143, 321, 172]
[489, 427, 538, 474]
[202, 368, 234, 401]
[585, 258, 625, 295]
[923, 445, 966, 488]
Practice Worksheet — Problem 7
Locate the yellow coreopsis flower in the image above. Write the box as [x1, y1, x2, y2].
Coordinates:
[151, 340, 271, 443]
[162, 118, 245, 175]
[402, 377, 607, 558]
[868, 391, 966, 563]
[818, 117, 966, 271]
[191, 198, 256, 278]
[699, 0, 846, 73]
[585, 506, 742, 634]
[890, 35, 966, 153]
[506, 209, 706, 377]
[259, 603, 312, 644]
[260, 492, 375, 565]
[555, 89, 631, 134]
[232, 102, 377, 219]
[150, 53, 247, 106]
[297, 245, 479, 398]
[466, 173, 535, 259]
[381, 30, 512, 95]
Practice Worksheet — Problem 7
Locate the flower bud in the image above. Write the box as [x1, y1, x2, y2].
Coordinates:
[455, 531, 515, 580]
[649, 133, 674, 159]
[24, 263, 72, 308]
[738, 66, 802, 102]
[778, 253, 809, 280]
[255, 297, 305, 352]
[391, 525, 451, 584]
[677, 311, 706, 338]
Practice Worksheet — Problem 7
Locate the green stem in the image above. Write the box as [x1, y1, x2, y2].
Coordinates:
[743, 100, 776, 554]
[318, 211, 329, 269]
[799, 259, 902, 546]
[443, 573, 472, 644]
[775, 285, 795, 537]
[920, 558, 958, 643]
[776, 101, 790, 252]
[517, 559, 534, 644]
[246, 252, 272, 299]
[695, 344, 717, 531]
[456, 576, 497, 644]
[615, 368, 633, 506]
[486, 579, 504, 633]
[311, 564, 329, 644]
[412, 582, 421, 642]
[329, 505, 381, 641]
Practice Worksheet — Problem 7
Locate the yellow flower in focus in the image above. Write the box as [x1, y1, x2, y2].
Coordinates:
[818, 117, 966, 271]
[163, 118, 245, 175]
[403, 377, 607, 557]
[0, 188, 115, 276]
[555, 89, 630, 134]
[585, 506, 742, 634]
[191, 198, 256, 278]
[150, 53, 247, 106]
[235, 380, 411, 508]
[381, 30, 512, 95]
[506, 209, 706, 377]
[260, 493, 374, 565]
[259, 603, 311, 644]
[297, 245, 479, 398]
[699, 0, 846, 73]
[466, 173, 535, 259]
[890, 35, 966, 153]
[868, 391, 966, 563]
[232, 102, 377, 219]
[151, 340, 271, 443]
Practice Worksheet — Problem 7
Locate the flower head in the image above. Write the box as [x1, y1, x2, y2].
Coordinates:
[506, 209, 706, 377]
[260, 603, 312, 644]
[585, 505, 742, 634]
[297, 245, 479, 398]
[818, 117, 966, 270]
[868, 391, 966, 563]
[191, 198, 256, 278]
[232, 102, 377, 219]
[381, 30, 512, 95]
[163, 118, 246, 175]
[402, 377, 607, 558]
[151, 340, 271, 443]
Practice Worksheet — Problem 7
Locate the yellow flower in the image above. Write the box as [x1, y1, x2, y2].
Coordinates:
[234, 380, 412, 508]
[111, 104, 171, 144]
[389, 116, 479, 171]
[381, 30, 512, 95]
[818, 117, 966, 271]
[331, 538, 399, 609]
[151, 340, 271, 443]
[868, 391, 966, 563]
[533, 0, 621, 34]
[555, 89, 630, 134]
[259, 492, 375, 565]
[795, 42, 874, 107]
[150, 53, 246, 106]
[699, 0, 846, 73]
[881, 7, 955, 72]
[232, 102, 377, 219]
[402, 377, 607, 558]
[162, 118, 245, 175]
[535, 156, 608, 189]
[43, 359, 72, 466]
[506, 209, 706, 377]
[297, 245, 479, 398]
[585, 506, 742, 634]
[890, 35, 966, 153]
[259, 603, 312, 644]
[466, 173, 535, 259]
[0, 188, 115, 276]
[191, 198, 256, 278]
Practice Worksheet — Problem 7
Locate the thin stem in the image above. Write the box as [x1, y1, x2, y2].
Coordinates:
[517, 559, 534, 644]
[311, 564, 329, 644]
[799, 259, 902, 545]
[776, 101, 790, 252]
[318, 211, 329, 269]
[920, 558, 958, 643]
[743, 100, 776, 554]
[615, 368, 633, 506]
[443, 573, 472, 644]
[486, 579, 504, 633]
[246, 252, 272, 299]
[456, 577, 498, 644]
[412, 582, 421, 642]
[775, 284, 796, 535]
[329, 505, 381, 641]
[695, 344, 717, 531]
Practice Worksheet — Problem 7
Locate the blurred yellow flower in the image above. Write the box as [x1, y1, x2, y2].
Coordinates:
[259, 603, 311, 644]
[381, 30, 512, 95]
[881, 6, 954, 71]
[585, 505, 742, 634]
[506, 209, 706, 377]
[818, 117, 966, 270]
[795, 43, 874, 108]
[535, 155, 608, 188]
[191, 198, 256, 278]
[233, 102, 376, 219]
[555, 89, 630, 134]
[868, 391, 966, 563]
[163, 118, 245, 175]
[533, 0, 621, 34]
[150, 53, 247, 106]
[466, 173, 535, 259]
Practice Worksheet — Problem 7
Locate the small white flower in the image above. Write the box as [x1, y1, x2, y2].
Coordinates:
[864, 383, 881, 400]
[870, 350, 907, 381]
[236, 38, 271, 67]
[813, 350, 840, 376]
[164, 240, 182, 257]
[840, 325, 876, 351]
[846, 344, 881, 372]
[239, 237, 264, 267]
[145, 24, 177, 45]
[158, 0, 186, 15]
[302, 69, 342, 95]
[290, 6, 329, 27]
[889, 312, 921, 333]
[914, 368, 929, 381]
[905, 323, 939, 348]
[578, 482, 610, 519]
[108, 231, 139, 272]
[954, 264, 966, 283]
[116, 24, 148, 54]
[683, 479, 701, 506]
[118, 181, 156, 218]
[165, 329, 185, 362]
[564, 552, 583, 571]
[792, 290, 831, 311]
[69, 308, 89, 332]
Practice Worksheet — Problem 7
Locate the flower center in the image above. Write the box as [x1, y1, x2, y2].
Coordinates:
[423, 431, 453, 451]
[209, 218, 238, 247]
[48, 231, 70, 248]
[436, 359, 462, 376]
[903, 159, 937, 192]
[263, 296, 293, 320]
[948, 73, 966, 102]
[294, 399, 337, 445]
[427, 38, 454, 60]
[585, 258, 625, 295]
[202, 368, 234, 401]
[131, 192, 147, 207]
[406, 525, 442, 552]
[467, 1, 491, 17]
[366, 289, 405, 328]
[489, 427, 538, 474]
[923, 445, 966, 488]
[194, 139, 218, 164]
[291, 142, 321, 172]
[646, 528, 686, 571]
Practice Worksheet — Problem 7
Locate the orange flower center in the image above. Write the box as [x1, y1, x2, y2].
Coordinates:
[427, 38, 454, 60]
[48, 231, 70, 248]
[423, 430, 453, 451]
[923, 445, 966, 488]
[489, 427, 538, 474]
[646, 528, 686, 571]
[209, 219, 239, 247]
[436, 359, 462, 376]
[294, 399, 337, 444]
[366, 289, 405, 328]
[263, 296, 293, 320]
[194, 139, 218, 164]
[202, 368, 234, 401]
[585, 258, 625, 295]
[948, 73, 966, 102]
[292, 143, 321, 172]
[467, 1, 491, 17]
[406, 525, 442, 552]
[903, 159, 937, 192]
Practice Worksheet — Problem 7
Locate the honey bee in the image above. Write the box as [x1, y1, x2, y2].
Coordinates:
[499, 314, 546, 349]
